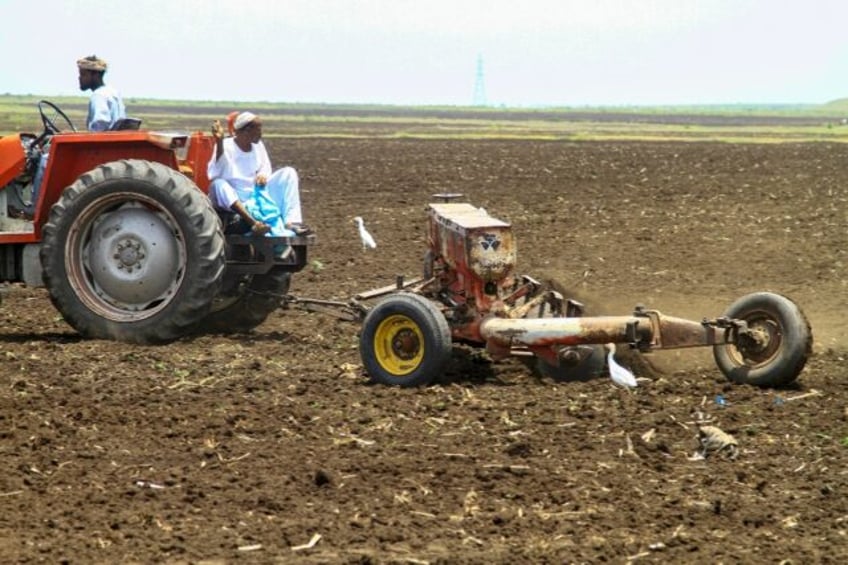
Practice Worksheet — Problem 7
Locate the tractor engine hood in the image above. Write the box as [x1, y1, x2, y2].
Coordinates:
[0, 134, 28, 187]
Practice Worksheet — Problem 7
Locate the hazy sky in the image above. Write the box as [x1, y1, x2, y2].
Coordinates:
[2, 0, 847, 106]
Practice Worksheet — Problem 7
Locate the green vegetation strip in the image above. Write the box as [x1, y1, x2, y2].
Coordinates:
[3, 94, 848, 143]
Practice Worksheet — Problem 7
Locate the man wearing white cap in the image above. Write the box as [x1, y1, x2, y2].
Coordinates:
[207, 111, 302, 237]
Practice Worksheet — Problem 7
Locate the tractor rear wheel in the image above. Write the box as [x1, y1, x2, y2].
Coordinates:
[713, 292, 812, 387]
[40, 159, 225, 343]
[360, 293, 452, 387]
[198, 267, 291, 333]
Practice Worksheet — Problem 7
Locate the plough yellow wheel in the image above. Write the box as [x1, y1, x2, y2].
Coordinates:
[359, 293, 452, 387]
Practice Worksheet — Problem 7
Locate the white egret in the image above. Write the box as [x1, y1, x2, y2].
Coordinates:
[353, 216, 377, 250]
[605, 343, 637, 388]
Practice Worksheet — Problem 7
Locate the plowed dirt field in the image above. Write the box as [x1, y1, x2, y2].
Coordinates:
[1, 137, 847, 563]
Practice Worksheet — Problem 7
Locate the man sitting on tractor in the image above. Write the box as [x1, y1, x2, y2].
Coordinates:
[21, 55, 127, 219]
[77, 55, 126, 132]
[206, 111, 303, 239]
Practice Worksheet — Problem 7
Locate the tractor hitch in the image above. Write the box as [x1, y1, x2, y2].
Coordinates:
[283, 274, 430, 322]
[283, 295, 369, 322]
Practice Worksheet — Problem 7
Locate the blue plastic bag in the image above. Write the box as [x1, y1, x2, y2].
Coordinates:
[243, 184, 291, 237]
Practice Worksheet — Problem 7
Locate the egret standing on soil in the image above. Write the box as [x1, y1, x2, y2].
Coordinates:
[605, 343, 637, 388]
[354, 216, 377, 250]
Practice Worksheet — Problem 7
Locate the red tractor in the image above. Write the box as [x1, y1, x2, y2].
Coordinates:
[354, 197, 812, 388]
[0, 100, 314, 343]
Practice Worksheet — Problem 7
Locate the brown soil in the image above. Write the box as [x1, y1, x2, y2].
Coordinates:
[1, 139, 846, 563]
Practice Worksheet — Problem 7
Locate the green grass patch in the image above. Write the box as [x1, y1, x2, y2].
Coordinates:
[3, 93, 848, 143]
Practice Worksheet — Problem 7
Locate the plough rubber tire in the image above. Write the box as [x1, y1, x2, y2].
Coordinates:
[360, 293, 452, 387]
[713, 292, 812, 388]
[41, 159, 225, 343]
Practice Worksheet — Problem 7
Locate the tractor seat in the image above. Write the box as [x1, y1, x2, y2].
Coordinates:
[110, 118, 142, 131]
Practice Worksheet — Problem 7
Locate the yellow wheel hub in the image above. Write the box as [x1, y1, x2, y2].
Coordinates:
[373, 314, 424, 376]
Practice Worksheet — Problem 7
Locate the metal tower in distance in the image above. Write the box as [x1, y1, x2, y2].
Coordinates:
[473, 54, 487, 106]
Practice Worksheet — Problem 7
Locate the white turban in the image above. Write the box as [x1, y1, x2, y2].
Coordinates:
[234, 112, 258, 131]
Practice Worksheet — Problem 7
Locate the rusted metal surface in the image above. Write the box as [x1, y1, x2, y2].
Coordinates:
[427, 203, 516, 283]
[480, 315, 650, 348]
[479, 310, 736, 351]
[411, 203, 739, 359]
[651, 314, 732, 349]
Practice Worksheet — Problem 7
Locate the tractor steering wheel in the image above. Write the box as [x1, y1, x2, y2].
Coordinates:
[28, 100, 78, 158]
[38, 100, 77, 136]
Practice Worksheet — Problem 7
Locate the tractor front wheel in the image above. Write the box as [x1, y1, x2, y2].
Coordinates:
[713, 292, 812, 387]
[359, 293, 452, 387]
[40, 159, 225, 343]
